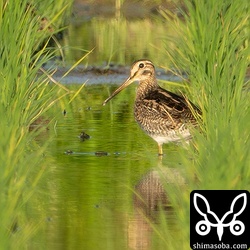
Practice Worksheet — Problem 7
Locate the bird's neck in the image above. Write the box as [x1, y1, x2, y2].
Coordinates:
[136, 78, 158, 100]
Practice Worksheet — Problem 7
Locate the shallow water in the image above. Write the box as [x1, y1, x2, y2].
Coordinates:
[28, 83, 186, 249]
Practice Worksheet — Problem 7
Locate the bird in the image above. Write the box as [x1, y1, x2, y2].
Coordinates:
[103, 59, 201, 156]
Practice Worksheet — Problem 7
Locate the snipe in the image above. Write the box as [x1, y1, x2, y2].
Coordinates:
[103, 59, 200, 156]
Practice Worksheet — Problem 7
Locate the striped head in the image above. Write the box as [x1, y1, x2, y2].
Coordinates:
[103, 59, 156, 105]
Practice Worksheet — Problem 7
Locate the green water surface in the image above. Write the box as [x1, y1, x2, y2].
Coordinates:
[28, 83, 185, 250]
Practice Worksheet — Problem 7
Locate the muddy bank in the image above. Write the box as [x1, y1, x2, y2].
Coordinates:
[43, 62, 184, 85]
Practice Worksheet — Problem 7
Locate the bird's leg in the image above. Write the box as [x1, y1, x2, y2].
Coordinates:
[158, 143, 163, 156]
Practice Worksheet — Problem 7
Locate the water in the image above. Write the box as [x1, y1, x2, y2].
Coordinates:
[29, 83, 185, 249]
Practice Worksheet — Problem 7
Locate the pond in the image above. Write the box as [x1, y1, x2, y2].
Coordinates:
[28, 82, 187, 250]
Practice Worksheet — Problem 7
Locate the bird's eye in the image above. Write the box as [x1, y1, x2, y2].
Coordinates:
[139, 63, 144, 68]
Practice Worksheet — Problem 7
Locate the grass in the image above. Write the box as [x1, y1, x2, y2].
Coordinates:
[157, 0, 250, 248]
[0, 0, 73, 248]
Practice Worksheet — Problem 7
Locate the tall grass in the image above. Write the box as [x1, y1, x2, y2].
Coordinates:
[0, 0, 73, 248]
[159, 0, 249, 248]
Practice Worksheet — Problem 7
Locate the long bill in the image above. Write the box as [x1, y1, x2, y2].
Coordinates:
[103, 77, 134, 106]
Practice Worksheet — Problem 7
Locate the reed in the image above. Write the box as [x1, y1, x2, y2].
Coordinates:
[0, 0, 73, 248]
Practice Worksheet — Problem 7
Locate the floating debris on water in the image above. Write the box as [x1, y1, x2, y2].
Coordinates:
[65, 150, 73, 155]
[79, 131, 90, 141]
[95, 151, 108, 156]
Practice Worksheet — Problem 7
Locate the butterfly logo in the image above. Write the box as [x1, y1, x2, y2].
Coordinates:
[193, 193, 247, 241]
